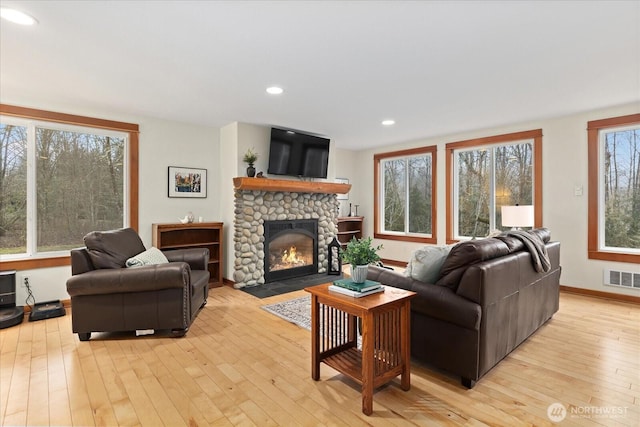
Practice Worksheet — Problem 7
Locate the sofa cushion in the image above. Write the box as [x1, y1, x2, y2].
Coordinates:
[436, 238, 510, 291]
[404, 245, 452, 284]
[126, 247, 169, 267]
[84, 228, 146, 269]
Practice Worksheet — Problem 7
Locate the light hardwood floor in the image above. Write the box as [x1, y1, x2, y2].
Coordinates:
[1, 287, 638, 426]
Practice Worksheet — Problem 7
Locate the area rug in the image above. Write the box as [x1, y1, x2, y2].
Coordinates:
[261, 295, 312, 330]
[261, 296, 362, 348]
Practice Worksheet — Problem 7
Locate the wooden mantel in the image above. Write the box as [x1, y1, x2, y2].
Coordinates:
[233, 177, 351, 194]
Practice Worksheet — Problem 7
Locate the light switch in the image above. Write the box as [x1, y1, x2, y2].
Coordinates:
[574, 185, 583, 196]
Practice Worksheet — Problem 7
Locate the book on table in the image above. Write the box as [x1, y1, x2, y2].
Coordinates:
[332, 278, 382, 292]
[328, 284, 384, 298]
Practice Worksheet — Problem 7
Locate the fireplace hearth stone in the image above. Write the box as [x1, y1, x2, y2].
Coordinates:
[240, 273, 343, 299]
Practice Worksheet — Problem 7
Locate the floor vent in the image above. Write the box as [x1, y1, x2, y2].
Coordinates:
[604, 269, 640, 290]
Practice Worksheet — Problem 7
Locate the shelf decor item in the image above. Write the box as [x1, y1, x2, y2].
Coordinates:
[332, 278, 381, 293]
[168, 166, 207, 198]
[341, 236, 382, 283]
[243, 147, 258, 177]
[327, 237, 342, 275]
[335, 177, 349, 200]
[328, 284, 384, 298]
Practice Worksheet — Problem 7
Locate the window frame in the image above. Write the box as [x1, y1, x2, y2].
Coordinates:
[374, 145, 437, 244]
[446, 129, 543, 243]
[587, 113, 640, 263]
[0, 104, 139, 270]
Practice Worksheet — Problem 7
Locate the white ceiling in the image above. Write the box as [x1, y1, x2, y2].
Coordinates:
[1, 1, 639, 150]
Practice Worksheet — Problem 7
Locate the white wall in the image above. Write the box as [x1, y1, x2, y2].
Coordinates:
[333, 147, 359, 217]
[349, 102, 640, 296]
[4, 101, 220, 305]
[137, 117, 220, 245]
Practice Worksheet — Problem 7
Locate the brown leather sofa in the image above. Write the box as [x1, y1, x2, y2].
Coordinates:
[66, 228, 209, 341]
[367, 228, 561, 388]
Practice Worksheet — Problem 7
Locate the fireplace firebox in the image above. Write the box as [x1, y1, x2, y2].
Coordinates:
[264, 219, 318, 282]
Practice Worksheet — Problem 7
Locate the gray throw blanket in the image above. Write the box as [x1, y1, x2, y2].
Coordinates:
[504, 230, 551, 273]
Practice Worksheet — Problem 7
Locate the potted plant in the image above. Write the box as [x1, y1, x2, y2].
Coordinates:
[341, 236, 383, 283]
[243, 148, 258, 177]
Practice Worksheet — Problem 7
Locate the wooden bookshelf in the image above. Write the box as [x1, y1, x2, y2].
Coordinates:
[337, 216, 364, 248]
[152, 222, 223, 287]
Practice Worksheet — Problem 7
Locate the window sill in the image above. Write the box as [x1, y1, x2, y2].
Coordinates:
[374, 232, 436, 244]
[588, 251, 640, 264]
[0, 256, 71, 270]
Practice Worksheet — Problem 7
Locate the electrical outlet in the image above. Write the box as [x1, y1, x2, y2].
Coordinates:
[21, 275, 30, 287]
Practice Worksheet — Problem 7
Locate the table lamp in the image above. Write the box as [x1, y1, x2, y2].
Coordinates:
[501, 205, 534, 229]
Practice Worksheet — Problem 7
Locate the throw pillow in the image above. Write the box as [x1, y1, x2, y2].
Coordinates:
[404, 245, 452, 284]
[126, 247, 169, 267]
[436, 238, 511, 291]
[84, 227, 146, 269]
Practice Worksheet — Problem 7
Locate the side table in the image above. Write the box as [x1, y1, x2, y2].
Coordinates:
[305, 282, 416, 415]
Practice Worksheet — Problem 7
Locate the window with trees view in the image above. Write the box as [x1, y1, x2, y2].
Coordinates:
[446, 130, 542, 242]
[374, 146, 437, 244]
[588, 113, 640, 263]
[0, 105, 138, 267]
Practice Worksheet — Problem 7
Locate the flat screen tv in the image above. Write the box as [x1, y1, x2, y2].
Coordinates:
[267, 127, 330, 178]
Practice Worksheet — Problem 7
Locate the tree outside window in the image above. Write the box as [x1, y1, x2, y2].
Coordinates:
[0, 124, 27, 254]
[446, 129, 542, 243]
[0, 104, 138, 269]
[35, 127, 125, 253]
[454, 142, 533, 238]
[374, 146, 437, 244]
[588, 114, 640, 263]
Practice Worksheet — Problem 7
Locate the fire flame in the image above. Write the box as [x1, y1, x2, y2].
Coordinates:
[281, 246, 301, 265]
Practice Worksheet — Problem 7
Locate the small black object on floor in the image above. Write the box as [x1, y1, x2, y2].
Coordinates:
[0, 306, 24, 329]
[29, 300, 66, 322]
[240, 273, 343, 299]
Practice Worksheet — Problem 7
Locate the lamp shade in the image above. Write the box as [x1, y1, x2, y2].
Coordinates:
[501, 205, 534, 228]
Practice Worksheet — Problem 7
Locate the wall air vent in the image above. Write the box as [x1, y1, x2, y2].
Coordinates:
[603, 269, 640, 290]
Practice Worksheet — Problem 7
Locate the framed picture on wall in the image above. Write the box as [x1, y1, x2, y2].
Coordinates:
[168, 166, 207, 198]
[335, 177, 349, 200]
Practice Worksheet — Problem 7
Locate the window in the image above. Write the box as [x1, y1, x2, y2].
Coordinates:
[0, 105, 139, 269]
[446, 129, 542, 242]
[374, 146, 437, 244]
[588, 113, 640, 263]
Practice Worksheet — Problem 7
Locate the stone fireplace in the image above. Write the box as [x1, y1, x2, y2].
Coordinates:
[232, 178, 350, 288]
[264, 219, 318, 282]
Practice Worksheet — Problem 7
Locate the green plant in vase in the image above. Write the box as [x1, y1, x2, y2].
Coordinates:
[243, 148, 258, 177]
[341, 236, 383, 283]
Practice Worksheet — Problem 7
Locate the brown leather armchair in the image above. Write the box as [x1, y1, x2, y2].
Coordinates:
[66, 228, 209, 341]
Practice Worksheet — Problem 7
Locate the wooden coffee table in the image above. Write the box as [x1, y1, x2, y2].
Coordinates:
[305, 283, 416, 415]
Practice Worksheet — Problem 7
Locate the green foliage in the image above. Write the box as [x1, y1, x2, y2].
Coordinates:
[603, 129, 640, 250]
[456, 143, 533, 237]
[341, 236, 382, 266]
[0, 124, 124, 254]
[382, 155, 433, 234]
[243, 148, 258, 166]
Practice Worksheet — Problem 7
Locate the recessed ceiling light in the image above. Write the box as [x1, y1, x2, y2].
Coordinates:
[382, 119, 395, 126]
[0, 8, 37, 25]
[266, 86, 284, 95]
